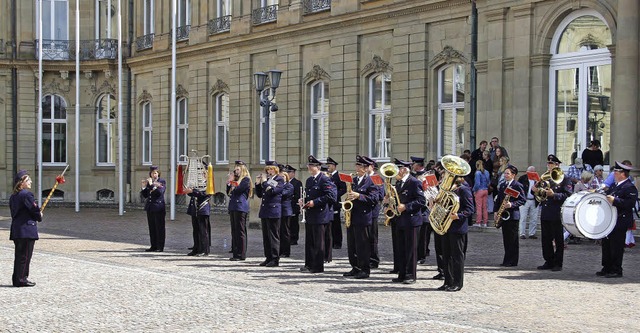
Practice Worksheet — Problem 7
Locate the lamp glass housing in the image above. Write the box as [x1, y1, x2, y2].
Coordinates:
[254, 72, 267, 91]
[269, 70, 283, 89]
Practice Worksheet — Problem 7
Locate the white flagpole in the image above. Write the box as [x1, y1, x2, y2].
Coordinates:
[75, 0, 80, 212]
[170, 0, 177, 220]
[118, 0, 124, 215]
[37, 0, 43, 205]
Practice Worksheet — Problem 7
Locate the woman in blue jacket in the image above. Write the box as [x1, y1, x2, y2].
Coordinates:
[140, 166, 166, 252]
[227, 161, 253, 261]
[10, 170, 42, 287]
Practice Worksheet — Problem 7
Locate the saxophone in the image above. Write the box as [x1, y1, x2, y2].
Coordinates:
[494, 186, 521, 228]
[380, 163, 401, 226]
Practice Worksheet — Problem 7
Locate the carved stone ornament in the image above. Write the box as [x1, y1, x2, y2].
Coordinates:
[60, 70, 69, 80]
[580, 33, 602, 48]
[104, 69, 112, 79]
[304, 65, 330, 83]
[84, 71, 93, 79]
[430, 45, 467, 67]
[176, 84, 189, 98]
[42, 78, 71, 94]
[137, 89, 153, 104]
[361, 55, 393, 75]
[209, 79, 229, 95]
[91, 80, 116, 96]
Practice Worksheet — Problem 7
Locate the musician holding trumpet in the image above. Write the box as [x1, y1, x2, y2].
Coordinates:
[255, 161, 285, 267]
[493, 165, 526, 267]
[140, 166, 166, 252]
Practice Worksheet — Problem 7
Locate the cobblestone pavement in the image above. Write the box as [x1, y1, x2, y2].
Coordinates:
[0, 207, 639, 332]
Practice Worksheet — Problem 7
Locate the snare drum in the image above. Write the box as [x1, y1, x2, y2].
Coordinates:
[561, 191, 617, 239]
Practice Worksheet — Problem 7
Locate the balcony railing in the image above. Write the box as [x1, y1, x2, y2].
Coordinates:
[208, 15, 231, 35]
[303, 0, 331, 14]
[177, 25, 191, 41]
[35, 39, 119, 61]
[252, 5, 278, 25]
[136, 33, 154, 51]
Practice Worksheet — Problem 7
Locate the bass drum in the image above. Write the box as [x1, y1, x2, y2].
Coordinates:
[561, 191, 617, 239]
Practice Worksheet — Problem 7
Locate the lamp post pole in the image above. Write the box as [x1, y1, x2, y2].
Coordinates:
[254, 70, 283, 162]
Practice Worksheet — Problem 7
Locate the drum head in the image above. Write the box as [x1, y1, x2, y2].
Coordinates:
[573, 192, 617, 239]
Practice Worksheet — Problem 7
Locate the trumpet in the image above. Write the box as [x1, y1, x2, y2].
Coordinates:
[534, 167, 564, 202]
[380, 163, 401, 226]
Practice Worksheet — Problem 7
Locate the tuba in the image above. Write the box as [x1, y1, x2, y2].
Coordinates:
[534, 167, 564, 202]
[178, 150, 214, 194]
[380, 163, 401, 226]
[428, 155, 471, 235]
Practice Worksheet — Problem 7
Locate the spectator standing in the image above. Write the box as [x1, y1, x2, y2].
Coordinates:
[566, 158, 593, 185]
[489, 137, 509, 161]
[581, 140, 604, 170]
[472, 160, 490, 227]
[517, 166, 539, 239]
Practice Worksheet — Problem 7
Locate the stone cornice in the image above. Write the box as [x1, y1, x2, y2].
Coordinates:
[530, 54, 551, 68]
[361, 55, 393, 76]
[303, 64, 331, 83]
[137, 89, 152, 104]
[485, 8, 507, 23]
[475, 61, 488, 73]
[429, 45, 467, 67]
[209, 79, 230, 95]
[512, 4, 534, 19]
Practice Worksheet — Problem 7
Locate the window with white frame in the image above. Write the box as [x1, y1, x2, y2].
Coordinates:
[141, 101, 152, 165]
[259, 92, 276, 162]
[261, 0, 278, 7]
[177, 98, 189, 163]
[96, 94, 116, 165]
[368, 73, 391, 160]
[178, 0, 190, 27]
[218, 0, 231, 17]
[214, 93, 229, 164]
[37, 0, 69, 40]
[42, 94, 67, 164]
[144, 0, 154, 35]
[95, 0, 117, 39]
[437, 64, 466, 157]
[310, 81, 329, 160]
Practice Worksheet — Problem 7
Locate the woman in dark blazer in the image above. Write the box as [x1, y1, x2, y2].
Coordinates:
[279, 171, 294, 258]
[10, 170, 42, 287]
[255, 161, 285, 267]
[227, 161, 252, 261]
[140, 166, 167, 252]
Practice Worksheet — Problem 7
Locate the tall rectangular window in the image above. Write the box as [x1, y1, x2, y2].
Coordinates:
[144, 0, 154, 35]
[96, 94, 116, 165]
[142, 102, 152, 165]
[178, 0, 190, 27]
[215, 94, 229, 164]
[95, 0, 117, 39]
[310, 81, 329, 160]
[368, 73, 391, 160]
[177, 98, 189, 163]
[42, 95, 67, 164]
[218, 0, 231, 17]
[38, 0, 69, 40]
[437, 64, 465, 157]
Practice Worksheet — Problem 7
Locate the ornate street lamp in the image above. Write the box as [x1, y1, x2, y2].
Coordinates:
[254, 70, 283, 161]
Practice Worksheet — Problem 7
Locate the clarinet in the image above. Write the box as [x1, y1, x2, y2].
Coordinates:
[300, 185, 307, 223]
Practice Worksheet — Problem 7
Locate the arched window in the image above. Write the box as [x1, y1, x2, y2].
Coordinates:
[309, 81, 329, 160]
[548, 10, 612, 165]
[96, 94, 116, 165]
[437, 64, 466, 157]
[177, 97, 189, 163]
[141, 101, 152, 164]
[42, 94, 67, 165]
[214, 93, 229, 164]
[368, 73, 391, 160]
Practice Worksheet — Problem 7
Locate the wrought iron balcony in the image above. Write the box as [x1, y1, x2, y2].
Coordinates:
[252, 5, 278, 25]
[35, 39, 118, 61]
[136, 33, 154, 51]
[303, 0, 331, 14]
[208, 15, 231, 35]
[177, 25, 191, 41]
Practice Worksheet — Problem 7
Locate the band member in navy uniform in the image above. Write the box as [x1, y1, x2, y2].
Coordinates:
[10, 170, 41, 287]
[343, 156, 378, 279]
[493, 165, 526, 267]
[300, 155, 337, 273]
[140, 166, 167, 252]
[599, 161, 638, 278]
[366, 159, 384, 269]
[439, 176, 474, 292]
[390, 158, 426, 284]
[184, 185, 211, 256]
[255, 161, 285, 267]
[535, 154, 572, 271]
[286, 165, 303, 245]
[279, 170, 294, 258]
[411, 156, 431, 263]
[327, 157, 347, 252]
[227, 160, 252, 261]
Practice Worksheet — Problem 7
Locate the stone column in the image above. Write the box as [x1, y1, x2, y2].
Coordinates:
[611, 0, 639, 165]
[484, 8, 506, 143]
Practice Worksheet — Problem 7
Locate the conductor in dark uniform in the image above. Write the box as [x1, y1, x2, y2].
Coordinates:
[255, 161, 285, 267]
[327, 157, 347, 251]
[184, 187, 211, 256]
[300, 155, 337, 273]
[286, 165, 303, 245]
[535, 154, 572, 271]
[600, 161, 638, 278]
[493, 165, 526, 267]
[391, 159, 426, 284]
[343, 156, 378, 279]
[140, 166, 167, 252]
[10, 170, 42, 287]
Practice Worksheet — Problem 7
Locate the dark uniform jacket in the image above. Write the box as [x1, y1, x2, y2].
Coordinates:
[281, 182, 294, 217]
[290, 177, 303, 215]
[304, 173, 337, 225]
[606, 179, 639, 231]
[493, 180, 526, 221]
[9, 189, 42, 240]
[369, 172, 385, 220]
[255, 175, 285, 219]
[141, 177, 167, 213]
[349, 175, 378, 227]
[330, 171, 347, 213]
[539, 177, 572, 220]
[394, 175, 426, 228]
[227, 177, 251, 213]
[187, 189, 211, 216]
[448, 182, 475, 234]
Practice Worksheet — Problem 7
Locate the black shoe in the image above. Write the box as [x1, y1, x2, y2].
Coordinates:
[187, 247, 194, 250]
[195, 253, 208, 257]
[537, 263, 553, 270]
[529, 235, 538, 239]
[309, 269, 324, 273]
[228, 250, 233, 253]
[280, 254, 290, 258]
[324, 260, 332, 263]
[300, 266, 310, 272]
[291, 241, 298, 245]
[503, 263, 517, 267]
[15, 281, 36, 287]
[354, 271, 369, 279]
[229, 257, 244, 261]
[370, 262, 379, 269]
[445, 285, 462, 292]
[418, 259, 426, 265]
[432, 273, 444, 280]
[145, 248, 157, 252]
[187, 251, 197, 256]
[605, 272, 623, 278]
[595, 270, 608, 277]
[389, 270, 399, 274]
[402, 279, 416, 285]
[437, 284, 448, 291]
[520, 235, 527, 239]
[259, 260, 270, 266]
[265, 260, 279, 267]
[551, 266, 562, 271]
[343, 269, 357, 277]
[332, 245, 341, 249]
[392, 277, 405, 283]
[155, 249, 164, 252]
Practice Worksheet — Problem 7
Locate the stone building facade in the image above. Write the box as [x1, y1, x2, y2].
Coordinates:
[0, 0, 638, 218]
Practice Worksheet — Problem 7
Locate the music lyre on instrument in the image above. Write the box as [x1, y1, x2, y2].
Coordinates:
[339, 173, 354, 228]
[178, 150, 214, 195]
[41, 164, 69, 213]
[494, 186, 520, 228]
[421, 173, 439, 212]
